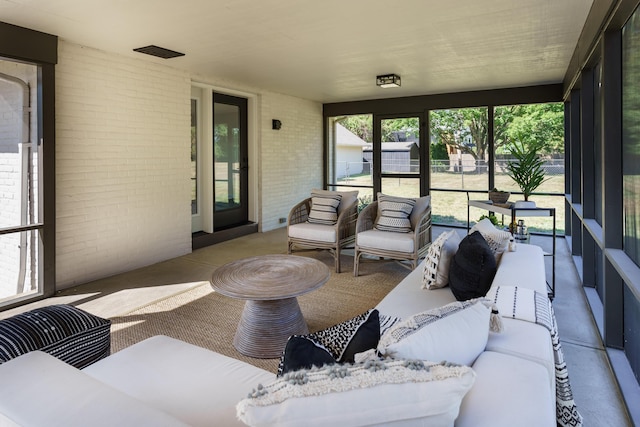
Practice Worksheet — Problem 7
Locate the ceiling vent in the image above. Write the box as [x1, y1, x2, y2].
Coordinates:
[133, 45, 185, 59]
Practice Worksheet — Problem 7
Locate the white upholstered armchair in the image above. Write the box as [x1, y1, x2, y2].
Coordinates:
[353, 195, 432, 276]
[287, 190, 359, 273]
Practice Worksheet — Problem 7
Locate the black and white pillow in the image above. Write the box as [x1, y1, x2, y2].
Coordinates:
[277, 309, 380, 376]
[375, 194, 416, 233]
[0, 304, 111, 369]
[307, 192, 342, 225]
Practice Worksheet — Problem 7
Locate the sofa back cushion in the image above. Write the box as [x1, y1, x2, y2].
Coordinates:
[307, 192, 342, 225]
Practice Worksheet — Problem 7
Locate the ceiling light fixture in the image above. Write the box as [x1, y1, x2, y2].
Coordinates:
[133, 45, 185, 59]
[376, 74, 401, 88]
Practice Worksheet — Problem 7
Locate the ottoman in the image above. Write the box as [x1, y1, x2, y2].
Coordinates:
[0, 304, 111, 369]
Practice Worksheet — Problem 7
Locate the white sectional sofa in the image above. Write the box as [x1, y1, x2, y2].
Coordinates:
[0, 240, 564, 426]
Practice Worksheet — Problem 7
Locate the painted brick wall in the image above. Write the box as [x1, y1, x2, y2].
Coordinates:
[259, 92, 323, 231]
[54, 42, 322, 289]
[55, 42, 192, 288]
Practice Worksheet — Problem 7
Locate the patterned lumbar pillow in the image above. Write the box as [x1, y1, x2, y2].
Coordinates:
[307, 191, 342, 225]
[377, 299, 494, 367]
[448, 231, 497, 301]
[470, 218, 511, 263]
[422, 229, 461, 290]
[237, 359, 476, 427]
[0, 304, 111, 369]
[374, 193, 416, 233]
[277, 309, 380, 376]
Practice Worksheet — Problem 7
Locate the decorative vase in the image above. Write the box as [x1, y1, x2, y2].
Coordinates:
[488, 190, 510, 204]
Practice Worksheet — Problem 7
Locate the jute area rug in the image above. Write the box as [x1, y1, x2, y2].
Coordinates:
[110, 251, 410, 373]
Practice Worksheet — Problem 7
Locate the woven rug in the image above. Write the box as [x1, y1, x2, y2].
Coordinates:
[110, 251, 410, 373]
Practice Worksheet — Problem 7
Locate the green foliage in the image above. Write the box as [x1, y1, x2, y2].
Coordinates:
[358, 194, 373, 213]
[479, 213, 500, 226]
[505, 138, 548, 200]
[430, 142, 449, 160]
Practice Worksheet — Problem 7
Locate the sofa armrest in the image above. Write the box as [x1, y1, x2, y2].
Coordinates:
[0, 351, 186, 426]
[336, 199, 358, 241]
[413, 205, 432, 255]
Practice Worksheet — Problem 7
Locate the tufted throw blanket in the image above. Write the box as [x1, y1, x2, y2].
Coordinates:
[489, 286, 583, 427]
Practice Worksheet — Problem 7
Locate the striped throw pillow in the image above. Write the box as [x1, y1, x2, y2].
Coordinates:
[375, 194, 416, 233]
[308, 192, 342, 225]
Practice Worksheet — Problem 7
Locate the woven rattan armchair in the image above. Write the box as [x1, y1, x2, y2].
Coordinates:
[287, 190, 358, 273]
[353, 196, 432, 276]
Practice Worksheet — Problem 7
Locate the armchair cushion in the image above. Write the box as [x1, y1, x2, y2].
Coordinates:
[307, 192, 341, 225]
[288, 223, 337, 243]
[374, 194, 416, 233]
[356, 229, 415, 253]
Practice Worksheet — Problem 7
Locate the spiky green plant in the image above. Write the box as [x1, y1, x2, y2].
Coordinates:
[505, 139, 548, 201]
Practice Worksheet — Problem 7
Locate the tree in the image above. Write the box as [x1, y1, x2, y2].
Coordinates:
[429, 107, 489, 160]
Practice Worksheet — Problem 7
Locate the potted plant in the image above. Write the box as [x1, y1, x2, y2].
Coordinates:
[505, 138, 548, 208]
[488, 187, 510, 205]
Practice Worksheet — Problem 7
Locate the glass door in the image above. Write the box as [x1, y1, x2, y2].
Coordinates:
[0, 59, 43, 306]
[375, 114, 425, 199]
[213, 92, 248, 230]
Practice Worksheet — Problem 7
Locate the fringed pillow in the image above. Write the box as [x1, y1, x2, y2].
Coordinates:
[237, 359, 475, 427]
[377, 298, 501, 367]
[471, 218, 511, 263]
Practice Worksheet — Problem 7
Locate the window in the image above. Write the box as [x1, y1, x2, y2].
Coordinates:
[623, 7, 640, 266]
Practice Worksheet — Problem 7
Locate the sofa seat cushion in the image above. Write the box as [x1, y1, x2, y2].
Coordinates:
[489, 243, 547, 295]
[0, 304, 111, 369]
[84, 335, 274, 427]
[456, 351, 555, 427]
[485, 318, 555, 390]
[288, 222, 336, 243]
[376, 261, 457, 319]
[0, 351, 186, 427]
[237, 359, 475, 427]
[357, 229, 415, 253]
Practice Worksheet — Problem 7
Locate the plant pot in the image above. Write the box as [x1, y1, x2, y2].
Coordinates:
[514, 200, 536, 209]
[488, 191, 510, 204]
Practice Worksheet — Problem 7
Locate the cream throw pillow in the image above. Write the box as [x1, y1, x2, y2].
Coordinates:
[377, 299, 492, 367]
[470, 218, 511, 263]
[236, 359, 475, 427]
[422, 230, 461, 290]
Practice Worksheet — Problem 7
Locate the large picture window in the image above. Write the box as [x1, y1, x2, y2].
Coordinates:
[623, 6, 640, 266]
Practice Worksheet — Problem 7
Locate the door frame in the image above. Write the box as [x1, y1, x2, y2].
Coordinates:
[190, 82, 259, 233]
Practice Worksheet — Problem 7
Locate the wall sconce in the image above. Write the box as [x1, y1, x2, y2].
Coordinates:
[272, 119, 282, 130]
[376, 74, 401, 88]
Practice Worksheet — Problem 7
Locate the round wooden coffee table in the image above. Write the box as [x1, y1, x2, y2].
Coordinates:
[210, 254, 331, 358]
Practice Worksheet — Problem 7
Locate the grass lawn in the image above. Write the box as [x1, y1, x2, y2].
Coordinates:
[338, 171, 565, 234]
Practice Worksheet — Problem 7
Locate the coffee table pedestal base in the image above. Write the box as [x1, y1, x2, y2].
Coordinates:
[233, 297, 308, 358]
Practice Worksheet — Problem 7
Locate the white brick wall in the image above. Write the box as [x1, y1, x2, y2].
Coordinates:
[259, 93, 323, 231]
[55, 42, 192, 288]
[52, 41, 322, 289]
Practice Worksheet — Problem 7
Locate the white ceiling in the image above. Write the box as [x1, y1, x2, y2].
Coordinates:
[0, 0, 594, 103]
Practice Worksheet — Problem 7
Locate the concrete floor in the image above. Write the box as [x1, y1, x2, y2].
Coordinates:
[1, 226, 633, 426]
